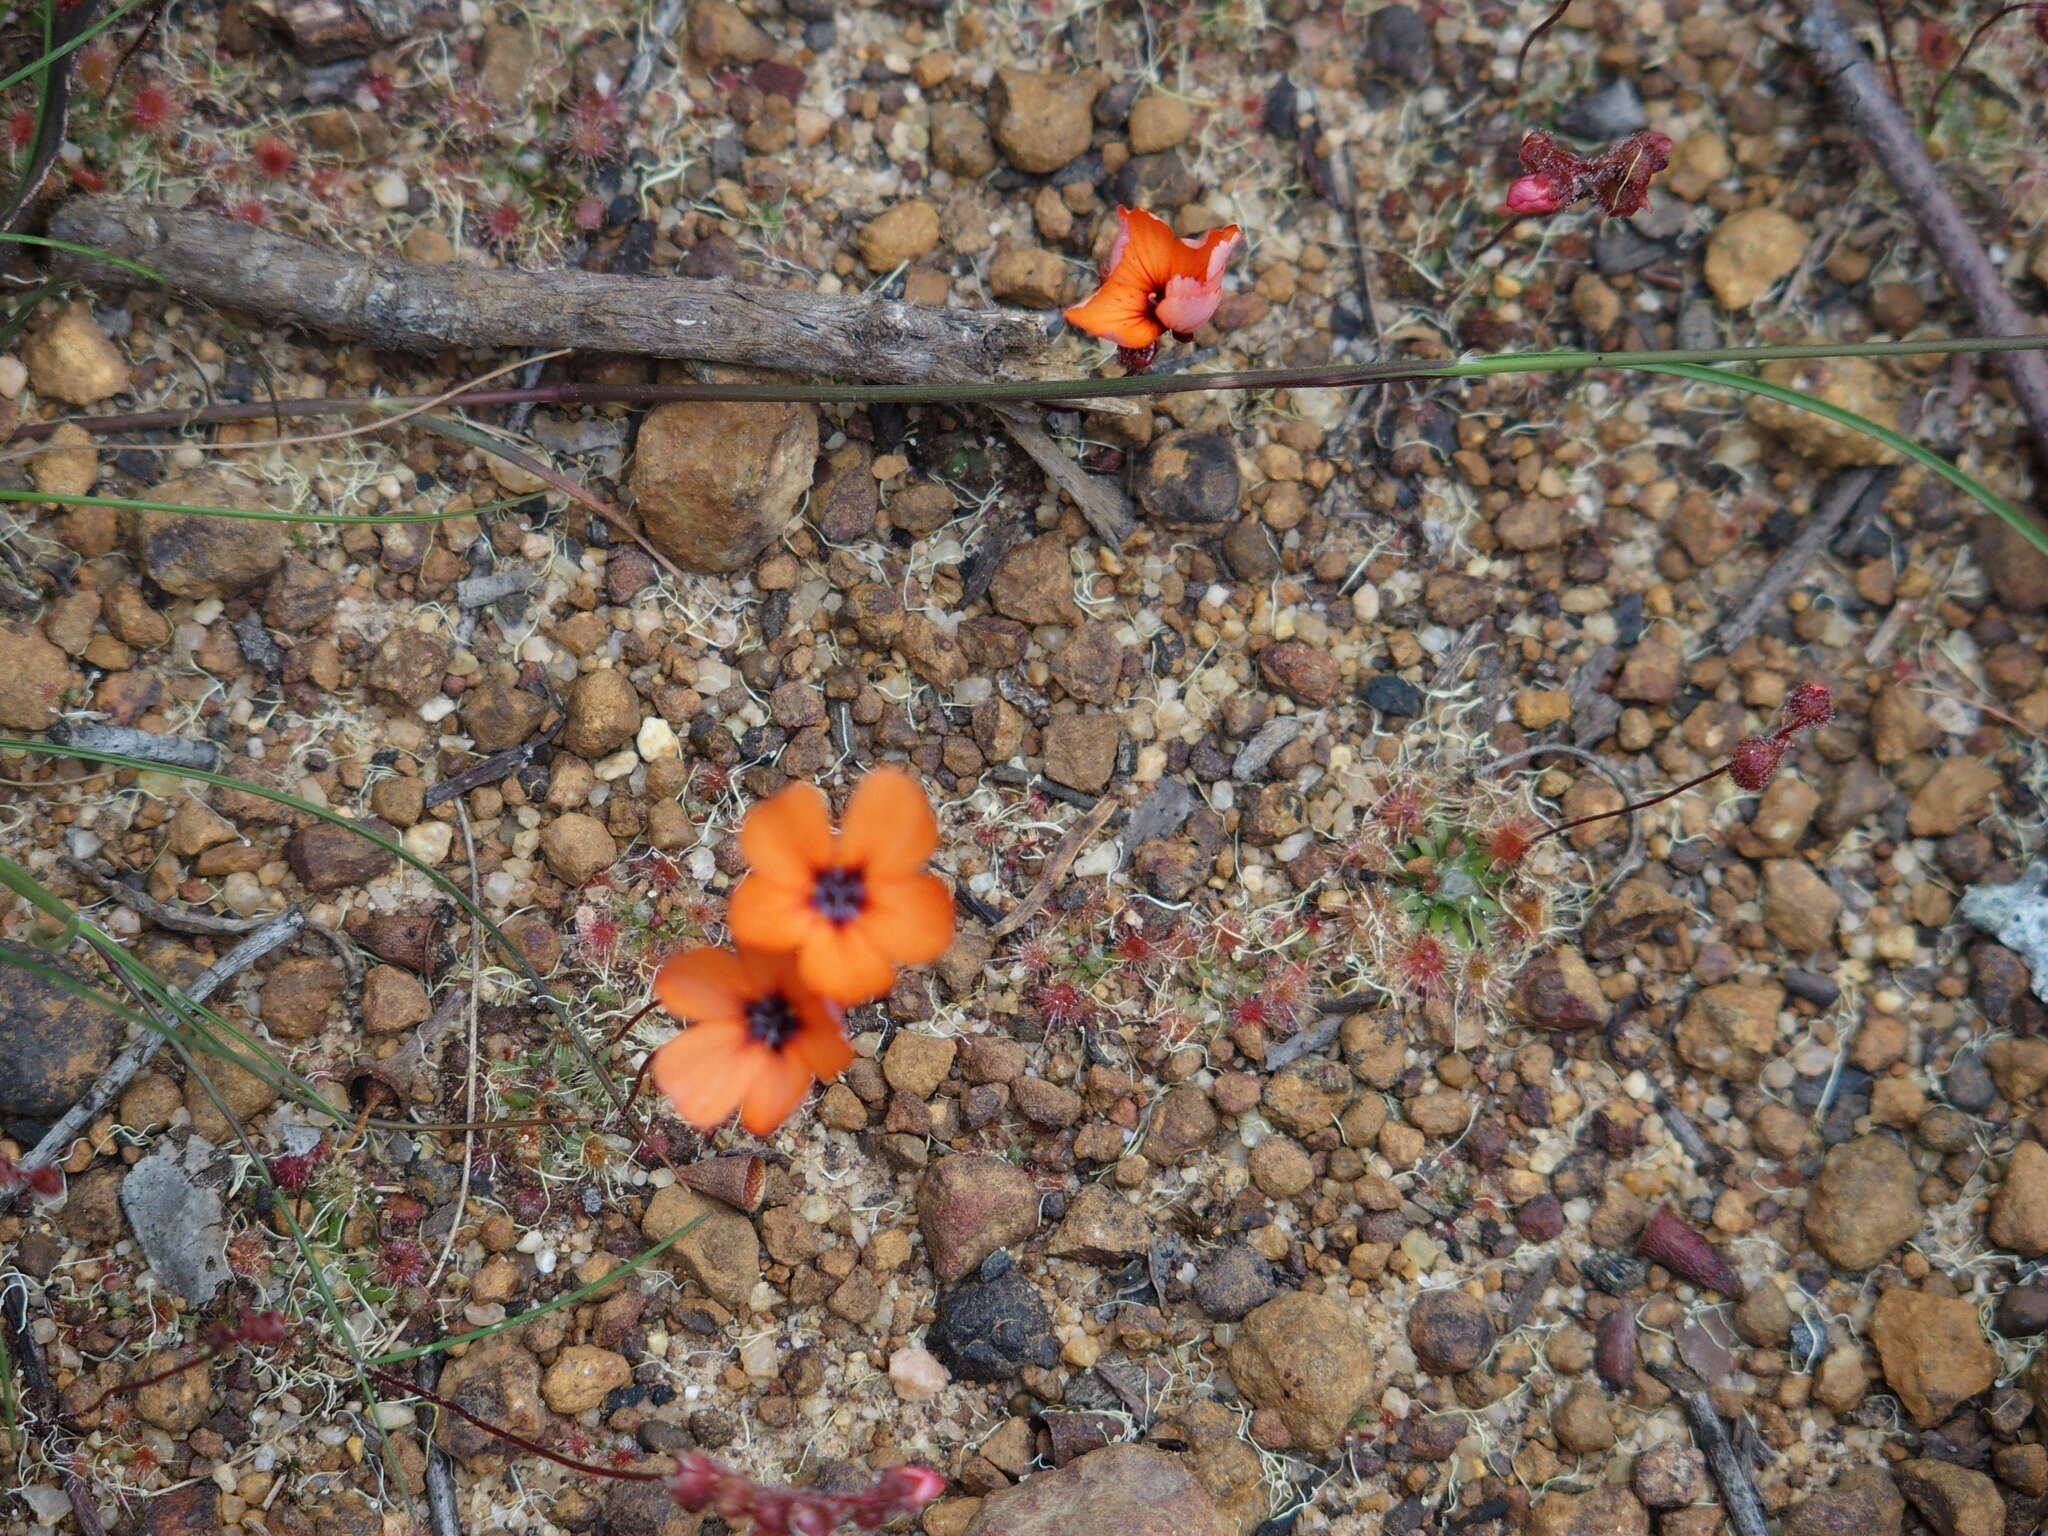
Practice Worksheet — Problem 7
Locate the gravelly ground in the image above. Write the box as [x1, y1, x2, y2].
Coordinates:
[3, 2, 2048, 1536]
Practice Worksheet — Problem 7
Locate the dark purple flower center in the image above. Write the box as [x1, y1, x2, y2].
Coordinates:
[810, 866, 866, 924]
[744, 992, 800, 1050]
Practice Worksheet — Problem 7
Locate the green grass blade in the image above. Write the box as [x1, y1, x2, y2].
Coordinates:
[0, 0, 151, 95]
[0, 279, 60, 353]
[1631, 360, 2047, 560]
[0, 738, 628, 1118]
[364, 1215, 705, 1366]
[0, 232, 166, 286]
[0, 487, 541, 525]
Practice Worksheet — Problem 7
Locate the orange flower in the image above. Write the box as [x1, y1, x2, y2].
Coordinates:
[649, 946, 854, 1135]
[727, 767, 954, 1003]
[1063, 206, 1242, 354]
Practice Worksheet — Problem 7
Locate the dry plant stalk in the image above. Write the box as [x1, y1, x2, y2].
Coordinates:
[1797, 0, 2048, 468]
[48, 196, 1052, 386]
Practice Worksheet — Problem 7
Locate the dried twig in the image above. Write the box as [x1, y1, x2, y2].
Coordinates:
[1505, 1252, 1558, 1337]
[1713, 466, 1892, 650]
[991, 404, 1136, 549]
[423, 720, 560, 809]
[1797, 0, 2048, 469]
[417, 1354, 465, 1536]
[1646, 1360, 1770, 1536]
[49, 196, 1050, 386]
[46, 722, 220, 771]
[1652, 1083, 1728, 1172]
[65, 855, 261, 936]
[22, 909, 304, 1175]
[989, 796, 1119, 939]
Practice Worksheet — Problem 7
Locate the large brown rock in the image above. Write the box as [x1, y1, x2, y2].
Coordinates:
[24, 301, 129, 403]
[1868, 1288, 1998, 1426]
[1977, 514, 2048, 613]
[1227, 1291, 1372, 1451]
[630, 401, 817, 573]
[1783, 1467, 1903, 1536]
[127, 473, 286, 597]
[562, 668, 642, 759]
[1896, 1460, 2004, 1536]
[288, 823, 397, 894]
[1805, 1135, 1922, 1269]
[433, 1336, 550, 1463]
[1675, 981, 1782, 1080]
[642, 1185, 759, 1309]
[966, 1444, 1227, 1536]
[1990, 1140, 2048, 1257]
[987, 69, 1100, 175]
[920, 1155, 1041, 1283]
[0, 622, 81, 728]
[0, 957, 128, 1120]
[1527, 1487, 1650, 1536]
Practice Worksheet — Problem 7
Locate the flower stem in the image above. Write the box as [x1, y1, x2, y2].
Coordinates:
[7, 334, 2048, 438]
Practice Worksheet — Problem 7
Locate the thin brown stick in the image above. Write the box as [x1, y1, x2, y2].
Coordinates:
[1714, 465, 1891, 650]
[1797, 0, 2048, 469]
[1646, 1361, 1769, 1536]
[48, 196, 1049, 386]
[989, 797, 1120, 940]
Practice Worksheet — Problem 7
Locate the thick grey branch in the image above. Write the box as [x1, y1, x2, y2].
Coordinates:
[1797, 0, 2048, 468]
[48, 196, 1051, 386]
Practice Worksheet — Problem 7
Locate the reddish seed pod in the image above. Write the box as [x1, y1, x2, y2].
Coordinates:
[1726, 734, 1787, 791]
[1781, 682, 1834, 732]
[1595, 1305, 1638, 1392]
[1635, 1205, 1744, 1297]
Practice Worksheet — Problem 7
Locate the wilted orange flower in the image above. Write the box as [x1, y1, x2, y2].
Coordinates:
[728, 767, 954, 1003]
[649, 946, 853, 1135]
[1064, 206, 1242, 364]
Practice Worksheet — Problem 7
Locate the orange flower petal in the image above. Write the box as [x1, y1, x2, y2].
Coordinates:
[651, 947, 750, 1024]
[739, 780, 834, 887]
[860, 872, 955, 967]
[1109, 206, 1186, 291]
[1063, 284, 1163, 350]
[792, 1015, 854, 1082]
[740, 1055, 814, 1135]
[796, 921, 897, 1004]
[728, 871, 825, 955]
[648, 1022, 754, 1130]
[837, 766, 939, 877]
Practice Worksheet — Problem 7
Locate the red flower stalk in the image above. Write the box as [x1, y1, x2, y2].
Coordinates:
[1503, 129, 1672, 220]
[1635, 1206, 1743, 1297]
[1505, 683, 1833, 859]
[84, 1308, 288, 1416]
[1926, 4, 2048, 126]
[666, 1453, 944, 1535]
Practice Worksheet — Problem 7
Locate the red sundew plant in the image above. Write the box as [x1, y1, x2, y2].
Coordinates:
[251, 135, 295, 179]
[267, 1141, 325, 1191]
[127, 82, 176, 134]
[482, 198, 526, 250]
[1033, 978, 1096, 1030]
[8, 109, 37, 154]
[228, 199, 269, 226]
[376, 1237, 431, 1289]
